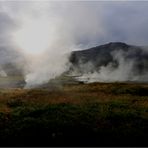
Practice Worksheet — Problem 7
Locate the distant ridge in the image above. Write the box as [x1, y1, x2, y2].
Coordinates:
[69, 42, 148, 82]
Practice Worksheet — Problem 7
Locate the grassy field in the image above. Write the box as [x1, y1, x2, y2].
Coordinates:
[0, 82, 148, 146]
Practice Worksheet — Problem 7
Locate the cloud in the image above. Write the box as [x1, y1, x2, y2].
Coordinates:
[98, 1, 148, 46]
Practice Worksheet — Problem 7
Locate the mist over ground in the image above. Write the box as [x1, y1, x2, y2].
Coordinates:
[0, 1, 148, 88]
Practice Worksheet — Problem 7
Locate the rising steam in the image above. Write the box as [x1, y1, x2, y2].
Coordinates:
[75, 50, 136, 83]
[0, 1, 104, 88]
[0, 1, 148, 88]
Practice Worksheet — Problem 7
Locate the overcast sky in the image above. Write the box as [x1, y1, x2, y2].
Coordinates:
[0, 1, 148, 50]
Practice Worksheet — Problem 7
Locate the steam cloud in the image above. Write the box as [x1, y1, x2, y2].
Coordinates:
[0, 1, 148, 88]
[75, 49, 148, 83]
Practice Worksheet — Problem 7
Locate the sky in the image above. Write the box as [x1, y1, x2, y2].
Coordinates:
[0, 1, 148, 50]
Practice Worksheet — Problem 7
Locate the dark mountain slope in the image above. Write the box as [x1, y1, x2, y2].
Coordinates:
[69, 42, 148, 81]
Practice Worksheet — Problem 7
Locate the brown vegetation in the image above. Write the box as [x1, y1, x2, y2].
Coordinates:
[0, 82, 148, 146]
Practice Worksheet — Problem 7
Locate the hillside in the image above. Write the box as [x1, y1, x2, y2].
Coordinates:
[69, 42, 148, 82]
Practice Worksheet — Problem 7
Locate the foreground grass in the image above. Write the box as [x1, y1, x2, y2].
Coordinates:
[0, 82, 148, 146]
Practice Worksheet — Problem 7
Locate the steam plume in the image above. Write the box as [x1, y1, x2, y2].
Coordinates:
[0, 2, 148, 87]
